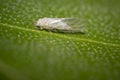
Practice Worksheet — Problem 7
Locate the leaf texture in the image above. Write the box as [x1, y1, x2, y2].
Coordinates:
[0, 0, 120, 80]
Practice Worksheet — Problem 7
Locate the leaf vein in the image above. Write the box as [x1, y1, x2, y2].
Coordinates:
[0, 22, 119, 47]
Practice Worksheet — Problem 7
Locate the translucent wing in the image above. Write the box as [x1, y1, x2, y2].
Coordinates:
[51, 18, 86, 33]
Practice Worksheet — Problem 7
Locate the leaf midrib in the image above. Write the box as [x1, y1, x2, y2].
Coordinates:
[0, 22, 119, 47]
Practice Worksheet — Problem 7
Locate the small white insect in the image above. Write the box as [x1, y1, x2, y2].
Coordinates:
[36, 18, 86, 33]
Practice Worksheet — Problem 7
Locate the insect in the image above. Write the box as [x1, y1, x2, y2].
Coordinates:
[35, 18, 86, 33]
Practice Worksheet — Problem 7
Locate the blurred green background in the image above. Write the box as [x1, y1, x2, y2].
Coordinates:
[0, 0, 120, 80]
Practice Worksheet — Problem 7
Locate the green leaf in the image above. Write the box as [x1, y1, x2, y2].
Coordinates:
[0, 0, 120, 80]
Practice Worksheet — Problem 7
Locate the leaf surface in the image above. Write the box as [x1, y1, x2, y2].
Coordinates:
[0, 0, 120, 80]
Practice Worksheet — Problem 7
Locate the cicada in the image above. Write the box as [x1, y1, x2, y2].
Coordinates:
[35, 18, 86, 33]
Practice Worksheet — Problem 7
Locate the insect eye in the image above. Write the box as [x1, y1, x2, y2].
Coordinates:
[37, 25, 43, 30]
